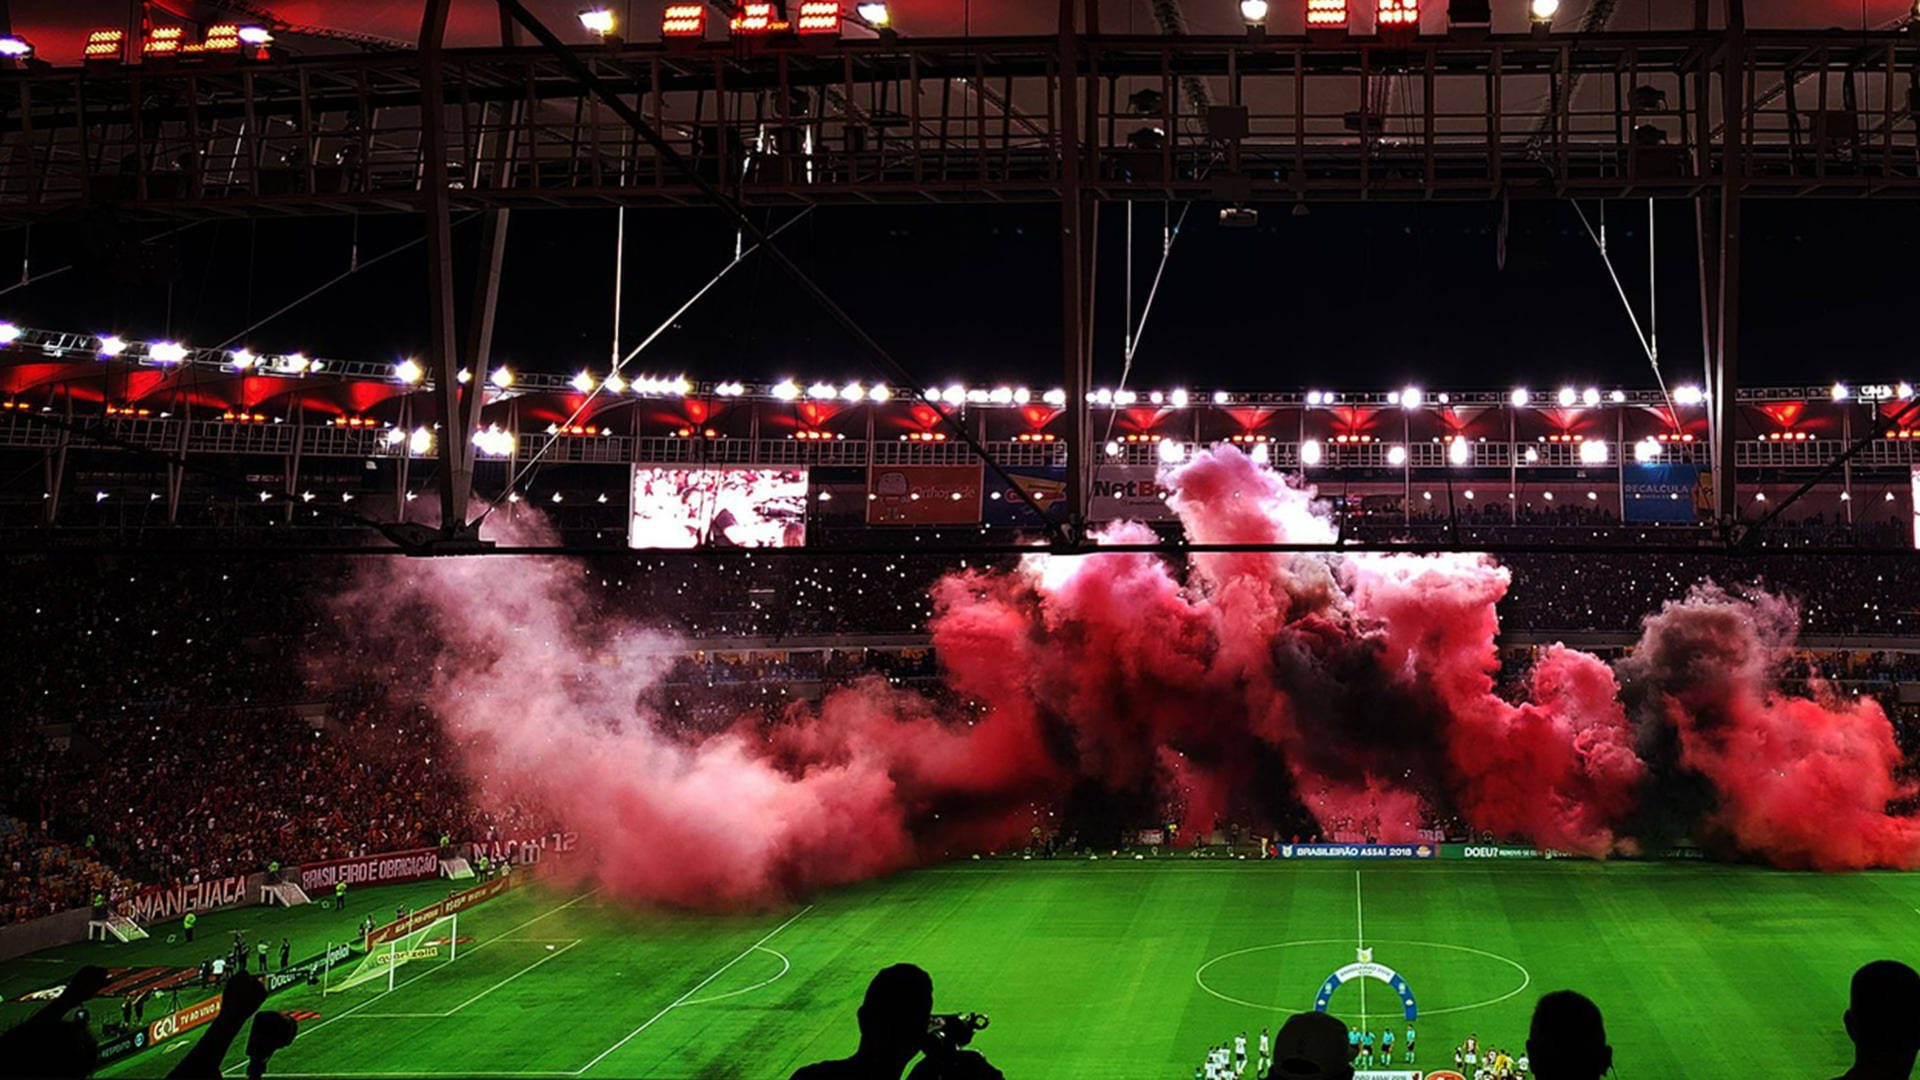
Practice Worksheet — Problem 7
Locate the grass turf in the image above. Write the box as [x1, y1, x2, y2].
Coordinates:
[4, 860, 1915, 1078]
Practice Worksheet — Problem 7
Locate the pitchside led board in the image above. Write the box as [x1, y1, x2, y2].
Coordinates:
[627, 466, 808, 549]
[1911, 467, 1920, 550]
[866, 464, 983, 525]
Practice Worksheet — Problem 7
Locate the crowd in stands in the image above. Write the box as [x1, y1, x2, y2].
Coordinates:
[0, 697, 552, 918]
[0, 816, 135, 927]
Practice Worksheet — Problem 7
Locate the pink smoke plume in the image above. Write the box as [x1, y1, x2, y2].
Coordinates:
[325, 446, 1920, 909]
[1620, 586, 1920, 870]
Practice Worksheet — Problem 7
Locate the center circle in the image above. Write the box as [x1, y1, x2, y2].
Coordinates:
[1193, 938, 1531, 1017]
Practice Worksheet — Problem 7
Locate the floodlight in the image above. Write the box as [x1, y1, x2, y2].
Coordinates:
[578, 8, 616, 36]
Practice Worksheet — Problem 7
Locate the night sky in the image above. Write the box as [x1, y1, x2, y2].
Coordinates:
[5, 196, 1916, 396]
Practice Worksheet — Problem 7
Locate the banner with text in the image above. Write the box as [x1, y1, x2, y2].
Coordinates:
[1442, 844, 1543, 860]
[866, 464, 983, 525]
[145, 992, 224, 1047]
[117, 874, 255, 924]
[983, 464, 1070, 526]
[1277, 843, 1437, 860]
[1623, 463, 1707, 523]
[263, 941, 355, 993]
[298, 848, 441, 895]
[367, 874, 513, 946]
[1089, 465, 1177, 522]
[470, 831, 579, 867]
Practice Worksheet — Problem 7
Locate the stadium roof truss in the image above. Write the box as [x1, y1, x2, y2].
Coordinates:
[2, 0, 1917, 549]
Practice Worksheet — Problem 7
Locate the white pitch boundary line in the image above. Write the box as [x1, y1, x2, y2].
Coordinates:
[570, 905, 813, 1077]
[679, 945, 791, 1007]
[217, 887, 603, 1078]
[1355, 870, 1368, 1036]
[355, 940, 583, 1019]
[266, 1060, 576, 1068]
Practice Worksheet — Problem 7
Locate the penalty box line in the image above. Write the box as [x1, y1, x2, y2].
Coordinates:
[571, 904, 814, 1077]
[355, 939, 585, 1019]
[217, 887, 604, 1078]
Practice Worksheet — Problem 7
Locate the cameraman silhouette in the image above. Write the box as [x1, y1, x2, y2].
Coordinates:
[790, 965, 1003, 1080]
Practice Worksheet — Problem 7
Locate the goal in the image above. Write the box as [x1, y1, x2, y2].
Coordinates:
[325, 913, 459, 994]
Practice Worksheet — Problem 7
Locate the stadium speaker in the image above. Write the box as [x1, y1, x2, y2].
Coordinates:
[1448, 0, 1491, 26]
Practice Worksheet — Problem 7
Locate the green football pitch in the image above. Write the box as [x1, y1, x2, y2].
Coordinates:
[6, 860, 1918, 1078]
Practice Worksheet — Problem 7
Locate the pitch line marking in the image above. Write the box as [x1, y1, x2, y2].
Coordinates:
[217, 887, 603, 1077]
[679, 946, 792, 1007]
[1193, 938, 1532, 1017]
[266, 1060, 576, 1068]
[571, 904, 814, 1076]
[355, 940, 583, 1018]
[1355, 871, 1367, 1032]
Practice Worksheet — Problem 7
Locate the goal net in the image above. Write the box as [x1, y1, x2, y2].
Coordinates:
[325, 913, 458, 994]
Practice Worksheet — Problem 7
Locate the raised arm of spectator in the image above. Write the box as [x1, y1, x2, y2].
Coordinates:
[27, 964, 110, 1026]
[167, 972, 266, 1079]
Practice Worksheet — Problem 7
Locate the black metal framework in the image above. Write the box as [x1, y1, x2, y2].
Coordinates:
[2, 0, 1913, 546]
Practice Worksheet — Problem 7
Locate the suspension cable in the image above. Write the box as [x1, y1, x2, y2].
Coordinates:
[1570, 199, 1679, 432]
[476, 207, 817, 525]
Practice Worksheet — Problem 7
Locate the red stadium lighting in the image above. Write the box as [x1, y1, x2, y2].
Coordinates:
[662, 4, 707, 36]
[84, 28, 125, 62]
[1377, 0, 1418, 27]
[796, 2, 841, 34]
[730, 3, 789, 33]
[1306, 0, 1348, 28]
[183, 24, 242, 53]
[144, 27, 183, 56]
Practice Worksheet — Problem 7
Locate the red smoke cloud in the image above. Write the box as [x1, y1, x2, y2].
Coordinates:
[327, 446, 1920, 908]
[1621, 586, 1920, 870]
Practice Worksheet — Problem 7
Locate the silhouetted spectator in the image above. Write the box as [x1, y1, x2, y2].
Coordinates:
[790, 964, 933, 1080]
[1527, 990, 1612, 1080]
[1833, 960, 1920, 1080]
[167, 971, 266, 1079]
[1267, 1011, 1355, 1080]
[243, 1010, 299, 1080]
[0, 964, 108, 1078]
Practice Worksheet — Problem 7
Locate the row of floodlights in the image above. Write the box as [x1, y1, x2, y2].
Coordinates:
[0, 324, 331, 375]
[585, 2, 893, 42]
[1243, 0, 1561, 27]
[1107, 437, 1624, 465]
[6, 326, 1910, 411]
[1098, 435, 1644, 466]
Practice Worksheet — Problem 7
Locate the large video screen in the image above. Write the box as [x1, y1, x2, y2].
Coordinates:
[628, 467, 809, 549]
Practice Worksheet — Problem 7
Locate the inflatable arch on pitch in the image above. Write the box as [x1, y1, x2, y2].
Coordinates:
[1312, 959, 1418, 1021]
